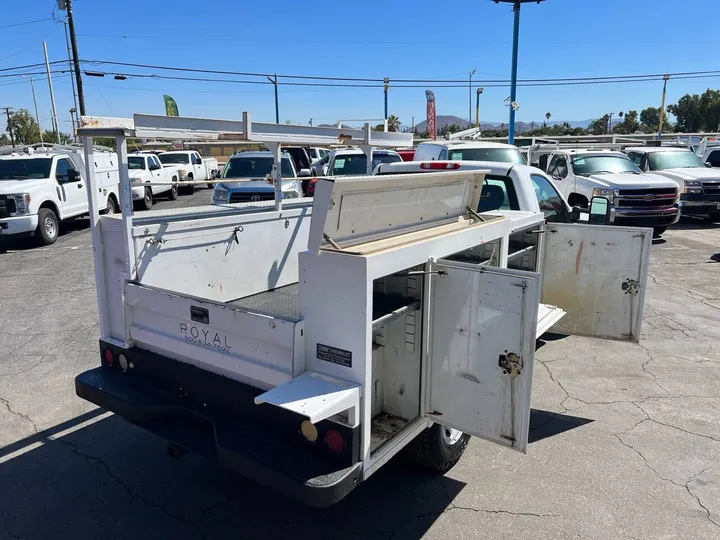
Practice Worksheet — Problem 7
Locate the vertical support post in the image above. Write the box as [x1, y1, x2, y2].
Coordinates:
[63, 19, 80, 134]
[267, 141, 283, 212]
[476, 89, 481, 128]
[65, 0, 86, 116]
[362, 123, 373, 176]
[274, 74, 279, 124]
[43, 42, 61, 144]
[383, 78, 389, 120]
[508, 1, 521, 145]
[116, 135, 136, 280]
[83, 135, 109, 339]
[658, 75, 669, 141]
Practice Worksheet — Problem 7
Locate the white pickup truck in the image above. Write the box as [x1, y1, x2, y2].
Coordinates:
[625, 146, 720, 220]
[158, 150, 219, 194]
[74, 114, 651, 507]
[0, 146, 120, 245]
[128, 152, 182, 210]
[535, 148, 680, 236]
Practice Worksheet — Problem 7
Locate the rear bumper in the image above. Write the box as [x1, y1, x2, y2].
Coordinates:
[613, 204, 680, 227]
[75, 343, 362, 507]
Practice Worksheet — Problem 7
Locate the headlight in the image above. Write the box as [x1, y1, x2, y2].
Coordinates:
[684, 180, 702, 194]
[284, 190, 300, 199]
[592, 188, 615, 199]
[178, 168, 188, 180]
[8, 193, 30, 215]
[211, 187, 229, 203]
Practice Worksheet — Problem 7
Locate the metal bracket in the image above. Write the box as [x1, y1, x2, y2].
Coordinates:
[145, 237, 166, 246]
[466, 206, 486, 222]
[499, 352, 523, 377]
[525, 228, 556, 235]
[323, 232, 342, 250]
[622, 278, 640, 295]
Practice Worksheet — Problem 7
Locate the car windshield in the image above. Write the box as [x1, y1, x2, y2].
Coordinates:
[224, 157, 294, 178]
[571, 155, 640, 175]
[0, 158, 53, 180]
[332, 153, 401, 175]
[159, 153, 190, 165]
[647, 151, 706, 170]
[128, 157, 146, 170]
[447, 147, 526, 165]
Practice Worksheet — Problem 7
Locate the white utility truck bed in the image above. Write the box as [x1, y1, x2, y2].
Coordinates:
[74, 114, 652, 507]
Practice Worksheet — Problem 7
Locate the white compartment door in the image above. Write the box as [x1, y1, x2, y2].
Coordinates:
[427, 261, 540, 452]
[541, 223, 651, 341]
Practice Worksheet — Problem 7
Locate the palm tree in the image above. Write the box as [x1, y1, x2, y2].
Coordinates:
[545, 112, 551, 126]
[386, 115, 401, 132]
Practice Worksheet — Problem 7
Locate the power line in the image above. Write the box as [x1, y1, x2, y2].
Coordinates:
[0, 18, 53, 30]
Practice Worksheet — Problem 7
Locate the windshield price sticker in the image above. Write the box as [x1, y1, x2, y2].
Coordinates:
[450, 152, 462, 160]
[334, 158, 346, 169]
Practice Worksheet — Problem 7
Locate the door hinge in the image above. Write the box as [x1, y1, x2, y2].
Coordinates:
[622, 278, 640, 295]
[499, 352, 523, 377]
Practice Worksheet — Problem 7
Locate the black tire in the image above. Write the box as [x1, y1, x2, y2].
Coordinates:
[168, 181, 179, 200]
[105, 196, 118, 215]
[182, 175, 195, 195]
[405, 424, 470, 472]
[708, 212, 720, 223]
[36, 207, 59, 246]
[207, 183, 215, 189]
[134, 187, 153, 211]
[653, 226, 667, 237]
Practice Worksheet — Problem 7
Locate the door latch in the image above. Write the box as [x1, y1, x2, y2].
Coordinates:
[622, 278, 640, 295]
[499, 352, 523, 377]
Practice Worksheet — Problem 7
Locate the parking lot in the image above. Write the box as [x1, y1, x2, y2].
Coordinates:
[1, 191, 719, 539]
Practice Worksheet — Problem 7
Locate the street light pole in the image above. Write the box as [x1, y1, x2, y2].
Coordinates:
[25, 77, 44, 146]
[493, 0, 545, 144]
[658, 74, 670, 140]
[469, 69, 476, 125]
[267, 75, 279, 123]
[383, 78, 390, 120]
[43, 41, 61, 144]
[476, 88, 484, 128]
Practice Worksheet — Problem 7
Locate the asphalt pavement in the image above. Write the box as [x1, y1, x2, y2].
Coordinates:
[1, 194, 719, 540]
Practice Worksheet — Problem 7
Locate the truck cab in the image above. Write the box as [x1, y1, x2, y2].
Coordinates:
[158, 150, 219, 193]
[0, 147, 119, 245]
[541, 148, 680, 236]
[413, 140, 526, 164]
[74, 114, 652, 508]
[128, 152, 180, 210]
[625, 146, 720, 220]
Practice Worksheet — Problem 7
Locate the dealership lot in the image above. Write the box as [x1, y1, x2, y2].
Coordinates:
[1, 198, 719, 539]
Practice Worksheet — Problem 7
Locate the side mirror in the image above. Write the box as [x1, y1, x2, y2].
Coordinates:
[62, 169, 80, 182]
[298, 168, 311, 177]
[588, 196, 613, 224]
[148, 163, 159, 171]
[706, 162, 713, 168]
[569, 206, 581, 222]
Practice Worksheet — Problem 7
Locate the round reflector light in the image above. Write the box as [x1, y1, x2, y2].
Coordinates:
[324, 429, 345, 454]
[300, 420, 318, 442]
[117, 353, 129, 372]
[103, 348, 114, 366]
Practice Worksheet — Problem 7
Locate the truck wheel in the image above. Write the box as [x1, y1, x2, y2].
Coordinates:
[36, 208, 59, 245]
[207, 182, 215, 189]
[182, 176, 195, 195]
[653, 226, 667, 237]
[134, 187, 153, 211]
[708, 212, 720, 223]
[405, 424, 470, 472]
[105, 196, 118, 215]
[168, 182, 179, 200]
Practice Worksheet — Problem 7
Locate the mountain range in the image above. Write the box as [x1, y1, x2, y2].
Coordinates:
[412, 115, 593, 133]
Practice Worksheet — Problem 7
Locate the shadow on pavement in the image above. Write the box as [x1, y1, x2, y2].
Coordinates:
[673, 217, 720, 230]
[529, 409, 594, 444]
[0, 217, 92, 253]
[0, 413, 466, 540]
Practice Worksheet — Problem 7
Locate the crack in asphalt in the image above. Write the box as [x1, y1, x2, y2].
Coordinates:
[50, 437, 212, 540]
[0, 396, 39, 434]
[637, 344, 669, 394]
[536, 358, 571, 412]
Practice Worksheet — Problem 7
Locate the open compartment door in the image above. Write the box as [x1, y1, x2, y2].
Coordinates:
[541, 223, 651, 342]
[426, 261, 540, 453]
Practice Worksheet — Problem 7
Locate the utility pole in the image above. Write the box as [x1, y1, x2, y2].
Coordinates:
[476, 87, 484, 128]
[267, 74, 279, 123]
[62, 0, 86, 116]
[2, 107, 15, 147]
[63, 19, 80, 127]
[26, 78, 44, 146]
[469, 69, 476, 125]
[43, 42, 61, 144]
[658, 74, 670, 141]
[383, 78, 390, 120]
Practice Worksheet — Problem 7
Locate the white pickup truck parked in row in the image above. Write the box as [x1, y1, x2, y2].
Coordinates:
[128, 152, 182, 210]
[158, 150, 219, 194]
[0, 146, 120, 245]
[74, 113, 654, 508]
[532, 148, 680, 236]
[624, 146, 720, 221]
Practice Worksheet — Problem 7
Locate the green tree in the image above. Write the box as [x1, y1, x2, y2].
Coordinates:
[613, 110, 639, 134]
[386, 114, 401, 132]
[545, 112, 551, 126]
[42, 130, 72, 144]
[0, 133, 9, 146]
[668, 94, 702, 132]
[6, 109, 41, 145]
[589, 114, 611, 135]
[699, 89, 720, 132]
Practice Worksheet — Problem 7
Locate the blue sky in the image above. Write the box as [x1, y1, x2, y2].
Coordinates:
[1, 0, 719, 133]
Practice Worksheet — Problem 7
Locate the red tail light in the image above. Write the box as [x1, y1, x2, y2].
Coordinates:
[103, 348, 114, 366]
[420, 162, 462, 170]
[324, 429, 346, 454]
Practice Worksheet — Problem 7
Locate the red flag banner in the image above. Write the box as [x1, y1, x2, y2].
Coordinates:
[425, 90, 436, 140]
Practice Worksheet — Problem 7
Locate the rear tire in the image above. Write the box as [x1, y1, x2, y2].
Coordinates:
[105, 196, 118, 215]
[207, 183, 215, 189]
[36, 208, 59, 246]
[708, 212, 720, 222]
[182, 175, 195, 195]
[168, 181, 179, 200]
[405, 424, 470, 472]
[653, 226, 667, 237]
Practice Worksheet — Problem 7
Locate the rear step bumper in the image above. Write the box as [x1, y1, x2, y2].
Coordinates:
[75, 348, 362, 507]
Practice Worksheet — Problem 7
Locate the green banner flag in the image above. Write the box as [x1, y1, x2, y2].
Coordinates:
[163, 95, 179, 117]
